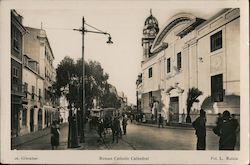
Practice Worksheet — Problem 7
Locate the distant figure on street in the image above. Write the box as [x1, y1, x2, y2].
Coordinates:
[112, 116, 120, 143]
[51, 120, 60, 150]
[130, 115, 133, 123]
[192, 109, 206, 150]
[118, 115, 123, 138]
[158, 114, 163, 128]
[122, 115, 128, 135]
[97, 118, 105, 139]
[218, 111, 239, 150]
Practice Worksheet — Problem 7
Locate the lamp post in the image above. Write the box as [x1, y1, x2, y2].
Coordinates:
[73, 16, 113, 143]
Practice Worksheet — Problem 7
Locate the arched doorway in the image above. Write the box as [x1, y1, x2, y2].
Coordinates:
[169, 97, 179, 123]
[22, 108, 27, 127]
[30, 108, 34, 132]
[38, 109, 42, 130]
[45, 110, 48, 127]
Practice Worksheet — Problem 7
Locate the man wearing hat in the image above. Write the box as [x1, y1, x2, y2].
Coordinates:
[192, 109, 207, 150]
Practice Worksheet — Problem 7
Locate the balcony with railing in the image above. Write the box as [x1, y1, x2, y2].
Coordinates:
[11, 82, 25, 97]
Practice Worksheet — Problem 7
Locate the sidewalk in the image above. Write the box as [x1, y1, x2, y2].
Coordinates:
[11, 123, 68, 149]
[72, 123, 134, 150]
[72, 127, 104, 150]
[135, 121, 214, 131]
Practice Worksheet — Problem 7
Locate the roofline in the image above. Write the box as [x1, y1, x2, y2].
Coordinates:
[11, 10, 27, 34]
[25, 26, 55, 59]
[196, 8, 231, 30]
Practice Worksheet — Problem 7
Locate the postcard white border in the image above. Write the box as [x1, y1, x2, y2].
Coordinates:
[0, 0, 249, 164]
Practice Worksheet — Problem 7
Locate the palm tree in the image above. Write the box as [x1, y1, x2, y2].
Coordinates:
[186, 87, 203, 123]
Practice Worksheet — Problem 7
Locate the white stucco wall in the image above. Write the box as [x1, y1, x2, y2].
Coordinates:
[21, 67, 44, 133]
[140, 9, 240, 123]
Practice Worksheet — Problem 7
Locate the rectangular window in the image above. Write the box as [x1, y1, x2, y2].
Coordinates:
[24, 82, 28, 98]
[210, 30, 222, 52]
[22, 109, 27, 126]
[167, 58, 171, 73]
[12, 67, 19, 78]
[177, 52, 181, 70]
[211, 74, 223, 102]
[32, 86, 35, 100]
[148, 67, 153, 78]
[11, 26, 21, 52]
[14, 30, 19, 50]
[39, 89, 41, 100]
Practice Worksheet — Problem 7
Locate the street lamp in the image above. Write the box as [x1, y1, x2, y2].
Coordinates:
[73, 17, 113, 143]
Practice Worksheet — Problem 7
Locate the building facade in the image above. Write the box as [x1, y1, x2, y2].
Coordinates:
[117, 91, 128, 111]
[11, 10, 27, 137]
[139, 9, 240, 125]
[59, 94, 69, 123]
[136, 74, 142, 114]
[20, 54, 44, 135]
[22, 26, 58, 135]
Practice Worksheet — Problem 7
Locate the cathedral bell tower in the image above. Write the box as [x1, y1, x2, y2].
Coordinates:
[142, 9, 159, 61]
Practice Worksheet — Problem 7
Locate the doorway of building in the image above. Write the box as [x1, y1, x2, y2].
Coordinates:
[38, 109, 42, 130]
[11, 104, 19, 137]
[30, 108, 34, 132]
[170, 97, 179, 123]
[45, 110, 48, 127]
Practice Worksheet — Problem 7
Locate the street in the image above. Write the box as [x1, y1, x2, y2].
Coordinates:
[13, 123, 68, 150]
[102, 122, 233, 150]
[120, 123, 218, 150]
[12, 122, 240, 150]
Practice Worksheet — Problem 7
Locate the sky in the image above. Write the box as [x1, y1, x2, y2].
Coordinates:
[17, 2, 221, 104]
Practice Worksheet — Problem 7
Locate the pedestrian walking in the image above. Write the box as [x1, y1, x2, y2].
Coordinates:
[217, 110, 239, 150]
[158, 114, 163, 128]
[118, 115, 123, 138]
[51, 120, 61, 150]
[122, 115, 128, 135]
[97, 118, 105, 139]
[130, 115, 133, 123]
[192, 109, 206, 150]
[112, 116, 120, 143]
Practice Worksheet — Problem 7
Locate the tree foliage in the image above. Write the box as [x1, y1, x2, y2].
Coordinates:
[186, 87, 203, 123]
[54, 56, 121, 111]
[101, 89, 121, 108]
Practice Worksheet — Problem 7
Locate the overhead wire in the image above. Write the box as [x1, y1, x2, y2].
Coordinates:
[84, 22, 107, 33]
[43, 27, 75, 31]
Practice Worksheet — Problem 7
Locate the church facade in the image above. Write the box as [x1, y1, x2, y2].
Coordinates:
[137, 8, 240, 125]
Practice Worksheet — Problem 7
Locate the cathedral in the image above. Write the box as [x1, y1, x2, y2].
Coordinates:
[137, 8, 240, 125]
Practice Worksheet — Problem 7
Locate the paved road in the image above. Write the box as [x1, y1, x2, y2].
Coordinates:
[14, 122, 240, 150]
[120, 123, 217, 150]
[93, 122, 239, 150]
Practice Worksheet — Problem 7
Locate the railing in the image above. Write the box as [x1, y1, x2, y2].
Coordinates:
[11, 83, 25, 96]
[143, 113, 240, 126]
[170, 113, 240, 126]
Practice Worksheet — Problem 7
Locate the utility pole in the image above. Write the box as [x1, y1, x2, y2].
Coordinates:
[73, 16, 113, 144]
[80, 17, 85, 143]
